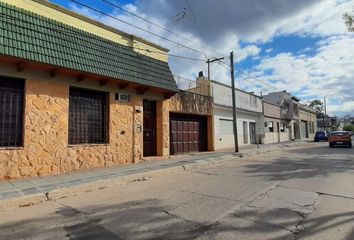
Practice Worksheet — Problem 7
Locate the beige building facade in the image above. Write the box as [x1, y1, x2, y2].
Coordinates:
[263, 101, 290, 144]
[299, 105, 317, 140]
[0, 0, 215, 180]
[0, 66, 215, 179]
[0, 0, 173, 179]
[0, 64, 147, 179]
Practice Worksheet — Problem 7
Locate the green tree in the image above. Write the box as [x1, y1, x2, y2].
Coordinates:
[309, 99, 323, 113]
[343, 125, 354, 132]
[343, 9, 354, 32]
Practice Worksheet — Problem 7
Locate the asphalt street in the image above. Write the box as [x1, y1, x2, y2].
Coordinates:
[0, 141, 353, 240]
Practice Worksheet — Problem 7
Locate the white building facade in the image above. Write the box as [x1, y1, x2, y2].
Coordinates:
[211, 81, 264, 149]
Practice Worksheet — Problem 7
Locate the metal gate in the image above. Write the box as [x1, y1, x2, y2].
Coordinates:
[301, 120, 309, 139]
[170, 113, 207, 155]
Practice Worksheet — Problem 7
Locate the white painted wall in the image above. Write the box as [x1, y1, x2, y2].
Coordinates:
[212, 82, 263, 113]
[214, 107, 261, 149]
[264, 132, 289, 144]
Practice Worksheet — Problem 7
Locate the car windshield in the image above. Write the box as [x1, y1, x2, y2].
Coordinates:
[316, 132, 325, 136]
[331, 132, 348, 136]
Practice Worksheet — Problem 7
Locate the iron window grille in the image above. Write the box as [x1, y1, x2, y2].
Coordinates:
[69, 87, 108, 145]
[0, 76, 24, 147]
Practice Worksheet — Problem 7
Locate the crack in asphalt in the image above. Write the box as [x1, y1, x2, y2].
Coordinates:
[279, 185, 354, 200]
[316, 191, 354, 200]
[180, 189, 239, 202]
[236, 185, 320, 240]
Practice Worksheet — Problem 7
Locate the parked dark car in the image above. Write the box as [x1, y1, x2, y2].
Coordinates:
[329, 131, 352, 148]
[314, 131, 328, 142]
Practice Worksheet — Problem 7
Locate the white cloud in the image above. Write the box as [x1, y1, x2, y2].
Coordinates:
[63, 0, 354, 116]
[276, 0, 352, 37]
[243, 35, 354, 116]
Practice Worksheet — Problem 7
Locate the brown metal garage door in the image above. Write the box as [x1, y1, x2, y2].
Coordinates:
[170, 113, 207, 155]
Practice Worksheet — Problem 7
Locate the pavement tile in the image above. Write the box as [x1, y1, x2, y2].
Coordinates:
[21, 187, 42, 195]
[0, 190, 24, 200]
[0, 141, 301, 204]
[0, 182, 17, 192]
[8, 180, 36, 190]
[38, 184, 61, 192]
[26, 177, 52, 187]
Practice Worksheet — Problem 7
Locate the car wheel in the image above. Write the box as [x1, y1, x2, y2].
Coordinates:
[349, 142, 352, 148]
[329, 143, 333, 148]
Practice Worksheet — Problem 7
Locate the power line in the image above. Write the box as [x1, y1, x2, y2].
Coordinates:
[100, 0, 226, 59]
[134, 47, 206, 62]
[185, 0, 206, 46]
[101, 0, 183, 40]
[0, 13, 207, 64]
[28, 0, 352, 94]
[24, 0, 206, 63]
[237, 69, 278, 90]
[216, 62, 270, 91]
[217, 61, 277, 91]
[167, 9, 187, 25]
[69, 0, 207, 56]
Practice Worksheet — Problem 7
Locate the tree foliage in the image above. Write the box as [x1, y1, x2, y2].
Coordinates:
[309, 99, 323, 112]
[344, 10, 354, 32]
[343, 125, 354, 132]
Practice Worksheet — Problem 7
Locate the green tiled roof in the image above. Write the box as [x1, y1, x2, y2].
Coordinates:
[0, 2, 178, 92]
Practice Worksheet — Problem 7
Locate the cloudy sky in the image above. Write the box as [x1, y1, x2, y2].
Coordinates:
[50, 0, 354, 116]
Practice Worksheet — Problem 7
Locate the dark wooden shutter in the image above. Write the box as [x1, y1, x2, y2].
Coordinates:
[69, 87, 108, 145]
[0, 76, 24, 147]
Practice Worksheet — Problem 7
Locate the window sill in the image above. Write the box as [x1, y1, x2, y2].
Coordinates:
[68, 143, 110, 148]
[0, 146, 24, 150]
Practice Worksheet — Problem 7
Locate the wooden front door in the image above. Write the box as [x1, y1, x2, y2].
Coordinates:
[143, 100, 157, 156]
[170, 113, 207, 155]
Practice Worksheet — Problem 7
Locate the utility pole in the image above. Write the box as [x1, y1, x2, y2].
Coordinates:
[230, 51, 239, 152]
[323, 97, 326, 131]
[206, 57, 225, 80]
[324, 96, 327, 132]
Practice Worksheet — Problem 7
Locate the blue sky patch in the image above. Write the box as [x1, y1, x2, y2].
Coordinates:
[260, 35, 322, 57]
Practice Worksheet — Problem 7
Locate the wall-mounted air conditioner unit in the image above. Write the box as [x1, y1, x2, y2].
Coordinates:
[115, 93, 130, 102]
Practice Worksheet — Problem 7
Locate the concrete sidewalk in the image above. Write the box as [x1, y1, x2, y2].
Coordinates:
[0, 141, 307, 209]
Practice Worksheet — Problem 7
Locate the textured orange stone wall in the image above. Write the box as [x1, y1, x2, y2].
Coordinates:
[157, 91, 214, 156]
[0, 79, 143, 179]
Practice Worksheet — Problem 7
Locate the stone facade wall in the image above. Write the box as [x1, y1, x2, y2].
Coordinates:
[166, 91, 213, 115]
[157, 91, 214, 156]
[0, 78, 143, 179]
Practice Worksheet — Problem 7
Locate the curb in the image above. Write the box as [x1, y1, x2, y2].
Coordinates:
[0, 142, 308, 210]
[0, 154, 242, 210]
